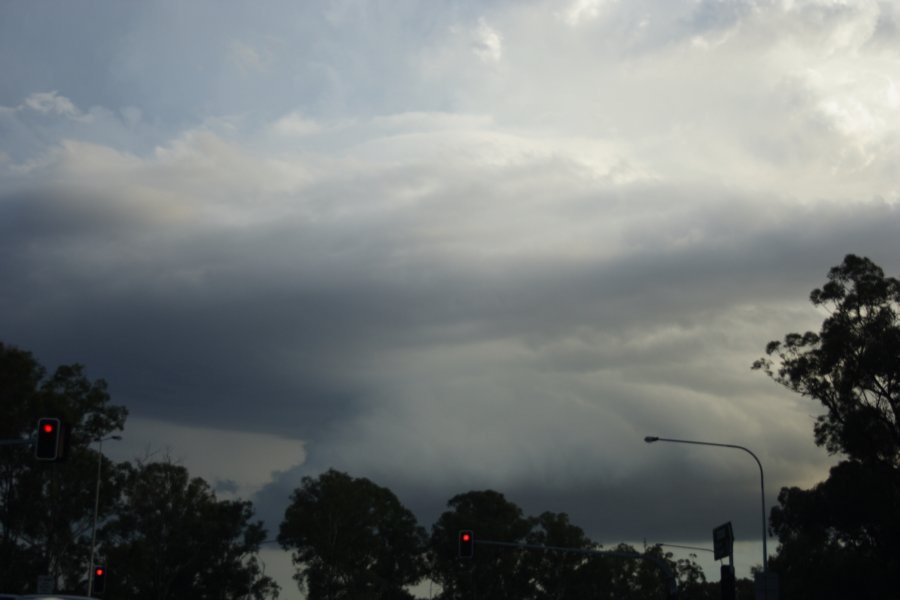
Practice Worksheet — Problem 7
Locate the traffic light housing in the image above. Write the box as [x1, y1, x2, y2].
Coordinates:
[35, 418, 64, 461]
[458, 530, 474, 558]
[92, 566, 106, 595]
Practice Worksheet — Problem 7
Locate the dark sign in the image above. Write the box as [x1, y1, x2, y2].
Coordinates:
[713, 522, 734, 560]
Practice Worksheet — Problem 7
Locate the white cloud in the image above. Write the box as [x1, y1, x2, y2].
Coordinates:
[271, 111, 326, 137]
[472, 17, 503, 63]
[22, 91, 79, 117]
[559, 0, 614, 27]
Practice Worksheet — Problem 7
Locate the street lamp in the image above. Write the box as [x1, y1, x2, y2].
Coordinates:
[644, 435, 769, 597]
[88, 435, 121, 596]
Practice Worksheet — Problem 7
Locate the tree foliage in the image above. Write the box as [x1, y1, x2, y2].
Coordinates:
[0, 342, 127, 592]
[769, 460, 900, 598]
[429, 489, 535, 600]
[101, 459, 278, 600]
[1, 342, 276, 598]
[429, 490, 711, 600]
[755, 255, 900, 599]
[522, 511, 598, 600]
[278, 469, 427, 600]
[753, 254, 900, 464]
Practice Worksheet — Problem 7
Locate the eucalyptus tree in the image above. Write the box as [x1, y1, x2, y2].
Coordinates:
[0, 342, 127, 593]
[279, 469, 427, 600]
[101, 459, 278, 600]
[755, 254, 900, 598]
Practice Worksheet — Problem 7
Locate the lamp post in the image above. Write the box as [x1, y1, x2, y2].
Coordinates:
[644, 435, 769, 597]
[88, 435, 121, 596]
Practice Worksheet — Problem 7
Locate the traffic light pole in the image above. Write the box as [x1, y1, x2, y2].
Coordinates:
[87, 435, 120, 596]
[472, 538, 679, 599]
[87, 437, 104, 597]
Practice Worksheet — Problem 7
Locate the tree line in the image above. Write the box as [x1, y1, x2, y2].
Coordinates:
[0, 342, 723, 599]
[2, 254, 898, 599]
[278, 469, 747, 600]
[0, 346, 277, 598]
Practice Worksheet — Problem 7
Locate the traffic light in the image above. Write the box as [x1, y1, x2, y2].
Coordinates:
[721, 564, 736, 600]
[92, 566, 106, 595]
[458, 530, 474, 558]
[35, 418, 63, 461]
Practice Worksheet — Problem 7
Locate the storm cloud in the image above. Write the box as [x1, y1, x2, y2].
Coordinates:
[3, 0, 900, 592]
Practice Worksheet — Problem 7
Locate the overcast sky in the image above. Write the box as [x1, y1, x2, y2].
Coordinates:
[3, 0, 900, 595]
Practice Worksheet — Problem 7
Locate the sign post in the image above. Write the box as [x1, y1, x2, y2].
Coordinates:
[714, 522, 736, 600]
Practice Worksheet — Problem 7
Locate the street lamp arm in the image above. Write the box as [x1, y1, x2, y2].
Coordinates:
[644, 435, 769, 585]
[650, 437, 764, 475]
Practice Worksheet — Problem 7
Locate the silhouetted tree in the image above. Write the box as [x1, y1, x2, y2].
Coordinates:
[669, 549, 712, 600]
[754, 254, 900, 464]
[769, 460, 900, 599]
[102, 459, 278, 600]
[0, 342, 127, 593]
[278, 469, 426, 600]
[429, 490, 535, 600]
[591, 543, 689, 600]
[522, 511, 597, 600]
[755, 254, 900, 598]
[429, 492, 715, 600]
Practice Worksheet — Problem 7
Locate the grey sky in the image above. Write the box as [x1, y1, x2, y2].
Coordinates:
[2, 0, 900, 595]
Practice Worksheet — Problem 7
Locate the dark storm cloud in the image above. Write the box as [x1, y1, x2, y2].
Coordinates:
[3, 174, 899, 444]
[254, 420, 821, 550]
[238, 193, 898, 539]
[0, 191, 125, 244]
[3, 3, 900, 591]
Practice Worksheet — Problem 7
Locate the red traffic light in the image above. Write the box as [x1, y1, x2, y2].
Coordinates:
[93, 565, 107, 594]
[458, 529, 474, 558]
[35, 418, 63, 461]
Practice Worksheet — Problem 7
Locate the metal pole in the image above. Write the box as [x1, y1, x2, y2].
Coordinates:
[87, 435, 120, 596]
[645, 436, 768, 598]
[87, 438, 103, 597]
